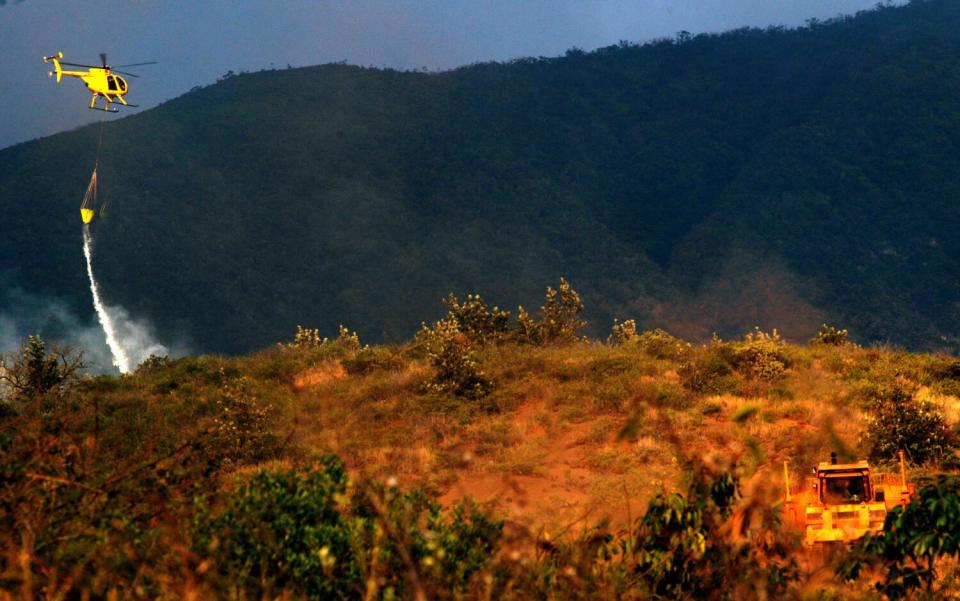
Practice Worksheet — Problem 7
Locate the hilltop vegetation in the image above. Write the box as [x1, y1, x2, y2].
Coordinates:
[4, 0, 960, 353]
[4, 280, 960, 598]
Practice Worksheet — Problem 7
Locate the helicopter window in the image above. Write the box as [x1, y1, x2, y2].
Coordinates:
[117, 78, 126, 92]
[107, 75, 118, 91]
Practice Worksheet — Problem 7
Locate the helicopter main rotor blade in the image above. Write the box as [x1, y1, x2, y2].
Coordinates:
[113, 70, 140, 78]
[112, 61, 157, 68]
[59, 61, 100, 68]
[100, 53, 108, 68]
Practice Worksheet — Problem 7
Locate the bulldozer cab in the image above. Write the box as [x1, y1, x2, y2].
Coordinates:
[819, 466, 872, 504]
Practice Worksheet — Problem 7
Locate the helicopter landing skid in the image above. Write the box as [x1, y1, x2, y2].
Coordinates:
[89, 106, 120, 113]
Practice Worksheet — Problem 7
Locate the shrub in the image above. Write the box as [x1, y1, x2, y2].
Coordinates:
[839, 475, 960, 599]
[288, 324, 361, 353]
[193, 457, 504, 600]
[0, 381, 219, 598]
[608, 318, 638, 344]
[630, 459, 797, 599]
[135, 354, 174, 374]
[442, 293, 511, 344]
[211, 370, 280, 464]
[678, 350, 736, 394]
[192, 455, 359, 599]
[515, 278, 586, 345]
[351, 486, 504, 598]
[729, 328, 788, 382]
[637, 328, 692, 360]
[927, 358, 960, 397]
[416, 320, 493, 399]
[811, 323, 850, 346]
[862, 382, 954, 465]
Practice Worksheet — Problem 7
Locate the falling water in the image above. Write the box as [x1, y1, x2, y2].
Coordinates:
[82, 225, 132, 373]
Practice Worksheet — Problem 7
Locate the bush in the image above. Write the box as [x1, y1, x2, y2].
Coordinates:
[729, 328, 788, 382]
[0, 381, 220, 598]
[608, 318, 638, 344]
[210, 370, 280, 465]
[192, 455, 359, 599]
[839, 475, 960, 599]
[927, 358, 960, 397]
[442, 293, 511, 344]
[416, 320, 493, 399]
[678, 350, 737, 394]
[288, 324, 361, 354]
[862, 382, 954, 465]
[351, 486, 504, 598]
[193, 457, 504, 600]
[515, 278, 586, 345]
[811, 323, 850, 346]
[630, 459, 796, 599]
[637, 328, 692, 360]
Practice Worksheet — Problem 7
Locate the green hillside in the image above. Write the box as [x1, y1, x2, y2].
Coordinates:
[3, 0, 960, 354]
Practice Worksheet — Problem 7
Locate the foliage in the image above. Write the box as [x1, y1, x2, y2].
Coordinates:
[811, 323, 850, 346]
[678, 346, 737, 394]
[0, 334, 84, 412]
[514, 278, 586, 345]
[728, 328, 788, 382]
[677, 330, 788, 394]
[608, 318, 638, 344]
[289, 324, 361, 353]
[210, 370, 280, 465]
[442, 293, 511, 345]
[0, 367, 222, 597]
[417, 319, 493, 398]
[498, 458, 797, 599]
[862, 381, 955, 465]
[636, 328, 693, 360]
[193, 457, 504, 600]
[11, 317, 960, 597]
[192, 455, 360, 599]
[838, 475, 960, 599]
[629, 459, 796, 599]
[351, 485, 504, 599]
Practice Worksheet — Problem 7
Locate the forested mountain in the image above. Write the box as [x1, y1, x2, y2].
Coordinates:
[3, 0, 960, 354]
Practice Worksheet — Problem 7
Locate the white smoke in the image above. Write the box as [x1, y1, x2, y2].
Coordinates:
[0, 288, 115, 372]
[82, 225, 169, 373]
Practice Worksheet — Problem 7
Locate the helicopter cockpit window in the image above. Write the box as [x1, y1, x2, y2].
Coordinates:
[821, 473, 869, 504]
[117, 78, 126, 92]
[107, 75, 118, 91]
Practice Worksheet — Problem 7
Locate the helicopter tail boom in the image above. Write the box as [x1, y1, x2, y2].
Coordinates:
[43, 52, 64, 82]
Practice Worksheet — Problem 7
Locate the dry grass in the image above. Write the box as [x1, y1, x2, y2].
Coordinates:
[230, 336, 958, 541]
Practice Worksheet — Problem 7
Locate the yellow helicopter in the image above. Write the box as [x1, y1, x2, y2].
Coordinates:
[42, 52, 155, 112]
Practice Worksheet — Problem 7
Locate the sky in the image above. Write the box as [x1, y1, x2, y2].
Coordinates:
[0, 0, 896, 150]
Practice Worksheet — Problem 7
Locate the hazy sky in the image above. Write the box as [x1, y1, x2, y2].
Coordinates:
[1, 0, 894, 149]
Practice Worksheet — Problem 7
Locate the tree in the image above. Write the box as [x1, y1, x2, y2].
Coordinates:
[0, 335, 84, 414]
[862, 382, 954, 465]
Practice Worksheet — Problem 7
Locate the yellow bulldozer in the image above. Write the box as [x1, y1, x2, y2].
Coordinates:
[783, 452, 914, 546]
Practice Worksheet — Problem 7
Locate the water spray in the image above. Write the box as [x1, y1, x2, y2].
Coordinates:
[82, 225, 132, 373]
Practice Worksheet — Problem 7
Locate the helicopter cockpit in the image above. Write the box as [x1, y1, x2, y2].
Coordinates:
[106, 74, 127, 92]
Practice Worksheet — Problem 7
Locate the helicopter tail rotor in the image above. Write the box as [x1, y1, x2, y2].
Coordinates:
[42, 52, 64, 82]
